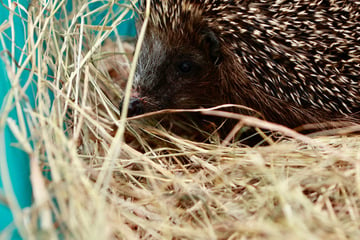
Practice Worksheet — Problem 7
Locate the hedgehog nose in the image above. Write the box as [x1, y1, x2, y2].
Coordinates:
[119, 97, 144, 117]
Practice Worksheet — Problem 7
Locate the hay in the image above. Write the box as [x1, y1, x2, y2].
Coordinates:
[2, 0, 360, 239]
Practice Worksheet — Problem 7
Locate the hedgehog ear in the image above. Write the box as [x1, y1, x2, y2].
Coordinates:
[202, 30, 222, 65]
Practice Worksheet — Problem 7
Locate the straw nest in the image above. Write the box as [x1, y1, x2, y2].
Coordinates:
[2, 0, 360, 239]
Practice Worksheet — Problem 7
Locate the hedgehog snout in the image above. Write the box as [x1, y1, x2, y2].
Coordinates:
[119, 97, 145, 117]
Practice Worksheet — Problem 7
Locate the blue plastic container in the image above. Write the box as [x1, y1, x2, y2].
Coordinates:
[0, 0, 33, 238]
[0, 1, 136, 238]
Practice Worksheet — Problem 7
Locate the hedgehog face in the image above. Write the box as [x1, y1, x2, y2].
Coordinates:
[121, 29, 223, 117]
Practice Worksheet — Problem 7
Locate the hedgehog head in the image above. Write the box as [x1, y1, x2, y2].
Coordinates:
[123, 0, 233, 116]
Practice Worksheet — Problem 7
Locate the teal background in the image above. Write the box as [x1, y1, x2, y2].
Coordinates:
[0, 0, 136, 238]
[0, 0, 33, 238]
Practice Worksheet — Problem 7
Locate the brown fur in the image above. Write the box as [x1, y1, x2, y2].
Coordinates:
[124, 0, 360, 130]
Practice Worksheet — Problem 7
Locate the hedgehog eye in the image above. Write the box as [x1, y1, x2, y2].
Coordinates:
[178, 61, 193, 73]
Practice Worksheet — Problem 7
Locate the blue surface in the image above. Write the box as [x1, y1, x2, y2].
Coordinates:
[0, 0, 32, 238]
[0, 0, 136, 238]
[88, 0, 137, 37]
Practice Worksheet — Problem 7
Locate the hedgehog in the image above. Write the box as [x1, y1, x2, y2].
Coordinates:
[120, 0, 360, 129]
